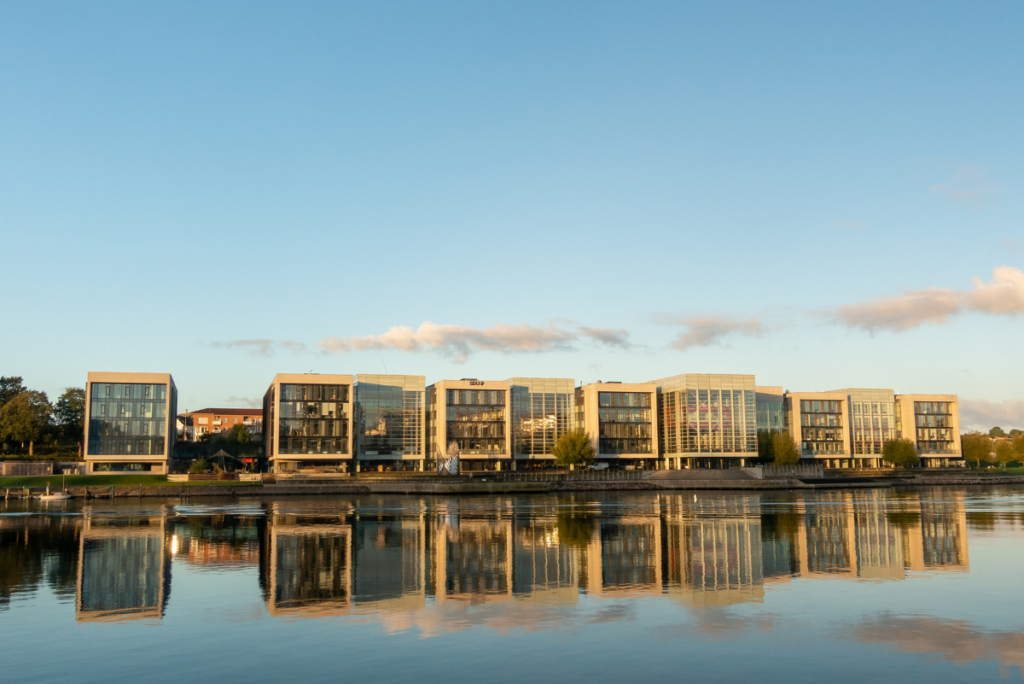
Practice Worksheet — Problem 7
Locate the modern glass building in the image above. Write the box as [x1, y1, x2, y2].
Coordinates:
[83, 372, 177, 474]
[896, 394, 962, 468]
[783, 391, 851, 467]
[831, 388, 897, 465]
[354, 374, 426, 471]
[427, 379, 510, 471]
[509, 377, 575, 468]
[576, 382, 658, 466]
[656, 374, 758, 469]
[263, 373, 353, 473]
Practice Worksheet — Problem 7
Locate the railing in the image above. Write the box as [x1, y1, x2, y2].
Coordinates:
[742, 465, 825, 480]
[478, 469, 647, 483]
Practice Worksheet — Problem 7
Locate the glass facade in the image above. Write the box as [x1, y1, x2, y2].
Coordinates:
[510, 378, 575, 457]
[355, 375, 424, 458]
[657, 375, 758, 456]
[87, 382, 172, 456]
[597, 391, 652, 454]
[756, 393, 785, 434]
[799, 399, 845, 454]
[277, 383, 350, 455]
[444, 389, 506, 455]
[914, 401, 956, 453]
[838, 389, 895, 456]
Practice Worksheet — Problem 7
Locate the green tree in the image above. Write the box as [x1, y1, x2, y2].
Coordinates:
[230, 423, 251, 445]
[771, 431, 800, 465]
[1014, 434, 1024, 461]
[995, 440, 1016, 471]
[552, 430, 595, 467]
[0, 391, 52, 456]
[757, 429, 774, 460]
[0, 376, 26, 408]
[882, 438, 920, 468]
[990, 426, 1007, 438]
[54, 387, 86, 447]
[961, 432, 994, 468]
[189, 458, 208, 474]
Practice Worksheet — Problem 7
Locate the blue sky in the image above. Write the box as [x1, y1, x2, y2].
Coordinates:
[1, 2, 1022, 429]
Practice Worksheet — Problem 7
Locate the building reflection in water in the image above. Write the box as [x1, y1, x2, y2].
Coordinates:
[76, 508, 172, 622]
[261, 502, 353, 618]
[0, 489, 973, 628]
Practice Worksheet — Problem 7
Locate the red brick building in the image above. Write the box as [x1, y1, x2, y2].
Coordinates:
[183, 408, 263, 440]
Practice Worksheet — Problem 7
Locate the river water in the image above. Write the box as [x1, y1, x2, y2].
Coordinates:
[1, 487, 1023, 682]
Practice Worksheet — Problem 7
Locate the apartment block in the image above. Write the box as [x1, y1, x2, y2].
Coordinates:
[896, 394, 962, 468]
[185, 407, 263, 440]
[427, 379, 511, 471]
[263, 373, 353, 473]
[83, 372, 177, 474]
[655, 374, 759, 469]
[784, 391, 853, 468]
[576, 382, 658, 466]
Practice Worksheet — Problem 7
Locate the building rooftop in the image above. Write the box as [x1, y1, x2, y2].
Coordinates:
[188, 408, 263, 416]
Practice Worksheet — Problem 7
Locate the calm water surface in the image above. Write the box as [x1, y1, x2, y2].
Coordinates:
[2, 488, 1024, 683]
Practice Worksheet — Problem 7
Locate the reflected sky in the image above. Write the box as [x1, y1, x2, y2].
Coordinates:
[2, 488, 1024, 683]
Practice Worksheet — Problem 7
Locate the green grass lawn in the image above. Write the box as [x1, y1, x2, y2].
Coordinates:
[0, 475, 260, 488]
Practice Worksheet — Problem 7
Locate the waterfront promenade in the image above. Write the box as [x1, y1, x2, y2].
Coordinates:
[7, 468, 1024, 499]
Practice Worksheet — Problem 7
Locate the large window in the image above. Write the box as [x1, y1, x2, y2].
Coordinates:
[598, 392, 652, 454]
[914, 402, 955, 453]
[446, 389, 506, 455]
[510, 379, 574, 457]
[683, 389, 757, 454]
[87, 383, 167, 456]
[800, 400, 844, 454]
[278, 384, 349, 455]
[356, 377, 424, 458]
[850, 401, 894, 455]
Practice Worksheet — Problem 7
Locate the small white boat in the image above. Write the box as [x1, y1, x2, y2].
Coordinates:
[38, 479, 73, 501]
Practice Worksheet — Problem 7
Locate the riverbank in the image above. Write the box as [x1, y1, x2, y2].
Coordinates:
[5, 470, 1023, 498]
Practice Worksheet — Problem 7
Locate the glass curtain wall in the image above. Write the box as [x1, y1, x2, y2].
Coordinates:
[658, 375, 758, 459]
[355, 375, 424, 458]
[914, 401, 956, 453]
[87, 383, 168, 456]
[597, 392, 652, 454]
[278, 384, 349, 454]
[840, 390, 895, 456]
[756, 391, 785, 460]
[510, 378, 574, 458]
[446, 389, 506, 455]
[800, 400, 845, 454]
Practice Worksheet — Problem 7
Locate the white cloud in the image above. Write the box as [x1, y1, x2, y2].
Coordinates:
[667, 317, 765, 351]
[210, 339, 308, 355]
[929, 166, 1000, 207]
[318, 321, 629, 363]
[578, 326, 631, 348]
[831, 266, 1024, 333]
[960, 398, 1024, 432]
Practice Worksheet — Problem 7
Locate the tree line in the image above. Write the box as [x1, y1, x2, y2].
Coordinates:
[0, 376, 85, 458]
[961, 431, 1024, 469]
